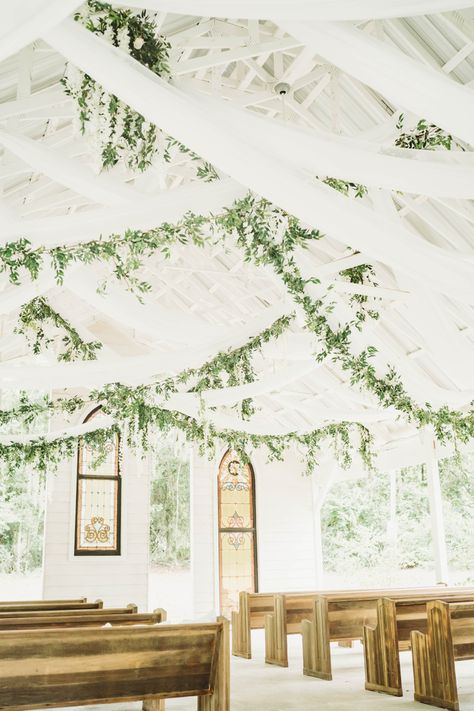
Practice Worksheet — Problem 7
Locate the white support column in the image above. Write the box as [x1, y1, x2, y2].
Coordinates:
[190, 447, 218, 617]
[423, 432, 449, 584]
[311, 461, 335, 589]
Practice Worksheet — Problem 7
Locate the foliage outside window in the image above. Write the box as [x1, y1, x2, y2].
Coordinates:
[149, 441, 190, 567]
[321, 453, 474, 587]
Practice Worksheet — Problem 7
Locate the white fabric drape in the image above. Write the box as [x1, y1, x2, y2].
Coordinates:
[281, 21, 474, 146]
[65, 268, 233, 346]
[178, 84, 474, 199]
[165, 361, 319, 409]
[0, 179, 246, 246]
[0, 129, 154, 207]
[0, 416, 114, 445]
[42, 21, 474, 305]
[0, 0, 81, 63]
[113, 0, 474, 20]
[0, 302, 289, 388]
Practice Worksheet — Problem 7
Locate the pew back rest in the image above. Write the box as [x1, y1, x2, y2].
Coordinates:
[0, 604, 134, 620]
[323, 590, 474, 640]
[0, 608, 166, 631]
[449, 601, 474, 660]
[392, 596, 474, 642]
[252, 586, 473, 628]
[0, 598, 86, 606]
[0, 600, 103, 613]
[0, 621, 224, 711]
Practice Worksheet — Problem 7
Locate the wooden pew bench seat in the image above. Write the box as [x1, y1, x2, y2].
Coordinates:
[0, 618, 229, 711]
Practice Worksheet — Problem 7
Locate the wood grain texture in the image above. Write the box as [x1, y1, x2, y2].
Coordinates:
[231, 591, 252, 659]
[363, 598, 402, 696]
[363, 593, 474, 699]
[302, 596, 332, 680]
[0, 608, 166, 631]
[0, 598, 86, 606]
[411, 600, 474, 711]
[0, 619, 229, 711]
[230, 586, 472, 661]
[264, 595, 288, 667]
[0, 604, 136, 620]
[198, 617, 230, 711]
[0, 599, 103, 613]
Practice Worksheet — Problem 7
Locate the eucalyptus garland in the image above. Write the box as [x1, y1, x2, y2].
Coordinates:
[0, 405, 373, 481]
[0, 314, 294, 431]
[0, 111, 471, 474]
[16, 297, 102, 361]
[217, 195, 474, 444]
[2, 193, 472, 456]
[63, 1, 170, 172]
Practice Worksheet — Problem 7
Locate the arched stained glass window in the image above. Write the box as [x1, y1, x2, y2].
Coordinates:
[74, 407, 121, 555]
[218, 450, 258, 618]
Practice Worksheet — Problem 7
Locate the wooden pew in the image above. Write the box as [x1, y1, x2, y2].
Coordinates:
[0, 607, 167, 631]
[232, 586, 452, 660]
[0, 597, 86, 605]
[0, 617, 230, 711]
[0, 599, 103, 613]
[364, 594, 474, 697]
[301, 589, 474, 680]
[411, 600, 474, 711]
[0, 603, 134, 620]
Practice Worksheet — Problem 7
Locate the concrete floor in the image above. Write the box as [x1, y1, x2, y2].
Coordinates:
[60, 630, 474, 711]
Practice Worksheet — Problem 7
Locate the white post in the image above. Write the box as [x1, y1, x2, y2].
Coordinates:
[423, 432, 449, 584]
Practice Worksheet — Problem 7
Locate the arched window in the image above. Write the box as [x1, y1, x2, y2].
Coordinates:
[74, 407, 121, 555]
[218, 450, 258, 618]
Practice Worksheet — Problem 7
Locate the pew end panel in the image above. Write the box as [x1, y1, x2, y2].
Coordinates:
[302, 596, 332, 680]
[363, 598, 403, 697]
[411, 600, 460, 711]
[264, 596, 288, 667]
[231, 591, 251, 659]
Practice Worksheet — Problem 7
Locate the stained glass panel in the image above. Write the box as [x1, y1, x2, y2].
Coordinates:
[218, 449, 257, 618]
[75, 407, 121, 555]
[76, 478, 119, 552]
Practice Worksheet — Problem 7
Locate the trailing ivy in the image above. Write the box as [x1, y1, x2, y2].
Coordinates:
[16, 297, 102, 361]
[63, 1, 170, 172]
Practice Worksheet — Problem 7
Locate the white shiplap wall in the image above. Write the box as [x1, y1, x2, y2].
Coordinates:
[42, 446, 150, 611]
[190, 446, 317, 616]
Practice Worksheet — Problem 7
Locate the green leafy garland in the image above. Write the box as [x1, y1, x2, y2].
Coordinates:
[395, 114, 455, 151]
[62, 1, 170, 172]
[1, 78, 470, 475]
[0, 311, 374, 477]
[217, 195, 474, 444]
[16, 297, 102, 361]
[0, 313, 294, 430]
[1, 194, 472, 456]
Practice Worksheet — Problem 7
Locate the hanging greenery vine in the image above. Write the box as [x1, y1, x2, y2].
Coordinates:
[395, 114, 456, 151]
[2, 193, 472, 461]
[2, 39, 471, 480]
[216, 195, 474, 444]
[63, 1, 170, 172]
[16, 297, 102, 361]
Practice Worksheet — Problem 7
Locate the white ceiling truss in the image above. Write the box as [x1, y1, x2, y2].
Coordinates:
[1, 1, 474, 470]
